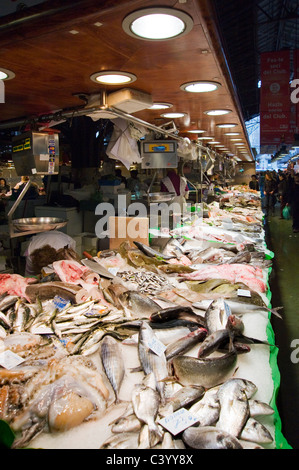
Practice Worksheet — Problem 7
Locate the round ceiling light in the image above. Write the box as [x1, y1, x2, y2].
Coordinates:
[180, 81, 221, 93]
[149, 102, 173, 110]
[187, 129, 206, 134]
[216, 123, 237, 128]
[122, 7, 194, 41]
[90, 71, 137, 85]
[0, 67, 15, 80]
[161, 112, 187, 118]
[204, 109, 232, 116]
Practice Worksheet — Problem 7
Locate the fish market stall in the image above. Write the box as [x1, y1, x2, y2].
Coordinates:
[0, 187, 291, 449]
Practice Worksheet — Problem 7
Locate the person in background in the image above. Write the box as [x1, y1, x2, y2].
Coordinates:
[287, 172, 299, 233]
[258, 172, 265, 198]
[0, 178, 11, 196]
[13, 176, 39, 199]
[277, 173, 289, 219]
[24, 230, 78, 276]
[264, 171, 277, 216]
[115, 168, 127, 186]
[249, 174, 259, 191]
[161, 168, 189, 210]
[126, 170, 140, 193]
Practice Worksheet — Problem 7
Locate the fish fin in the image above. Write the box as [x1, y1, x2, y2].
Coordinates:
[236, 334, 275, 347]
[268, 307, 283, 319]
[130, 366, 143, 373]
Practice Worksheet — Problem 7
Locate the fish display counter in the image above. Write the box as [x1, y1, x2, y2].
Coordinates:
[0, 186, 291, 449]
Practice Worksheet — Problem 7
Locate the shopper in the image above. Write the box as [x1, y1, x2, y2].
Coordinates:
[288, 173, 299, 233]
[249, 174, 259, 191]
[277, 173, 289, 218]
[0, 178, 10, 196]
[264, 172, 277, 216]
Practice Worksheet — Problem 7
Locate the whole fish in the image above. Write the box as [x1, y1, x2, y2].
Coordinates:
[189, 386, 220, 426]
[100, 335, 125, 403]
[119, 291, 161, 319]
[249, 400, 274, 417]
[165, 328, 207, 361]
[0, 294, 18, 311]
[171, 349, 238, 388]
[224, 299, 283, 319]
[101, 432, 140, 449]
[111, 414, 142, 433]
[240, 417, 273, 444]
[150, 306, 205, 326]
[197, 329, 230, 358]
[182, 426, 243, 449]
[137, 322, 168, 401]
[185, 279, 231, 294]
[216, 379, 251, 437]
[127, 250, 163, 268]
[205, 299, 232, 334]
[131, 383, 163, 447]
[133, 241, 174, 260]
[158, 264, 194, 274]
[159, 385, 205, 417]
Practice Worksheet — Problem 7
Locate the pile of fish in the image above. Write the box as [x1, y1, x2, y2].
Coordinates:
[0, 188, 282, 449]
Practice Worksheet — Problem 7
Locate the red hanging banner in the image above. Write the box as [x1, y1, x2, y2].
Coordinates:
[260, 50, 293, 147]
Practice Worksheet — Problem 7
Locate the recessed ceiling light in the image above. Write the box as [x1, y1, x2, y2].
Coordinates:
[187, 129, 206, 134]
[122, 7, 193, 41]
[180, 81, 221, 93]
[230, 139, 243, 141]
[216, 123, 237, 128]
[208, 141, 221, 144]
[225, 132, 240, 136]
[198, 136, 214, 140]
[0, 67, 15, 80]
[204, 109, 232, 116]
[149, 102, 173, 110]
[90, 71, 137, 85]
[161, 112, 187, 118]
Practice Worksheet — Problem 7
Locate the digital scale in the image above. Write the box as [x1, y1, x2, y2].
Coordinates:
[141, 140, 178, 169]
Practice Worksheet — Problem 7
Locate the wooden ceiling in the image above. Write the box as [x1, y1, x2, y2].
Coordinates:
[0, 0, 253, 161]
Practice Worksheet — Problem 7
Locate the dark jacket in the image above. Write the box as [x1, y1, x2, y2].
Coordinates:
[264, 178, 277, 194]
[278, 178, 288, 199]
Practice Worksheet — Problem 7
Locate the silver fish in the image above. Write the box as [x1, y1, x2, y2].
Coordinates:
[101, 335, 125, 403]
[119, 291, 161, 319]
[165, 328, 207, 361]
[101, 432, 140, 449]
[216, 379, 252, 437]
[182, 426, 243, 449]
[240, 417, 273, 444]
[205, 299, 230, 334]
[159, 386, 205, 417]
[111, 414, 142, 433]
[224, 299, 283, 319]
[131, 383, 163, 447]
[249, 400, 274, 417]
[171, 349, 238, 389]
[189, 386, 220, 426]
[138, 322, 168, 401]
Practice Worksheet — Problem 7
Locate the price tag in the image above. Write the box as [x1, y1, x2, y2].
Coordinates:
[237, 289, 252, 298]
[224, 301, 232, 317]
[159, 408, 199, 436]
[0, 350, 24, 369]
[53, 295, 71, 311]
[147, 336, 166, 357]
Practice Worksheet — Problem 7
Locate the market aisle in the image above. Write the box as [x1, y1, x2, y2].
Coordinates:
[266, 211, 299, 449]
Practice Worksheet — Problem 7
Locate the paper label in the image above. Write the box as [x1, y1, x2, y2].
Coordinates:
[237, 289, 252, 298]
[53, 295, 71, 311]
[0, 350, 25, 369]
[224, 301, 232, 317]
[147, 336, 166, 357]
[159, 408, 199, 436]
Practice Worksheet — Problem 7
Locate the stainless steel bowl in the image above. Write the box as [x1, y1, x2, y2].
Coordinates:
[12, 217, 67, 232]
[146, 192, 176, 203]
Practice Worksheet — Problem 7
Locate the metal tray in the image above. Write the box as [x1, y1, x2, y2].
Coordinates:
[12, 217, 67, 232]
[146, 192, 176, 203]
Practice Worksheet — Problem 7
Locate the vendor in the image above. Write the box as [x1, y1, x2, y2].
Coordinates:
[24, 230, 78, 276]
[249, 174, 259, 191]
[161, 169, 189, 210]
[13, 176, 39, 199]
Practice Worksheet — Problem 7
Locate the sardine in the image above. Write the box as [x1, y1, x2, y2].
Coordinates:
[171, 349, 238, 388]
[182, 426, 243, 449]
[165, 328, 207, 361]
[100, 335, 125, 403]
[0, 295, 18, 311]
[131, 383, 163, 447]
